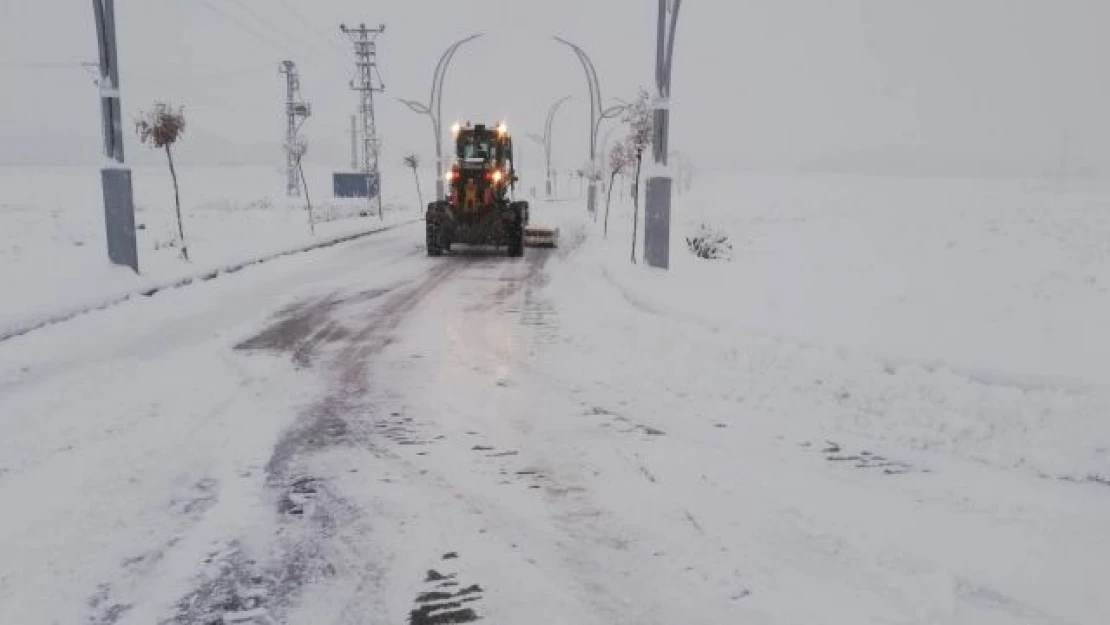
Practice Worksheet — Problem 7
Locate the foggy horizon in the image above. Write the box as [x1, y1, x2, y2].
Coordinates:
[2, 0, 1109, 178]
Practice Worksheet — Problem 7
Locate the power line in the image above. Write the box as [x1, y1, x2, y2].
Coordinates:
[224, 0, 345, 64]
[272, 0, 350, 55]
[0, 61, 92, 70]
[127, 62, 277, 84]
[196, 0, 347, 84]
[197, 0, 300, 58]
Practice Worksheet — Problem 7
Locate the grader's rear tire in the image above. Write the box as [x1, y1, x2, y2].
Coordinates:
[426, 219, 443, 257]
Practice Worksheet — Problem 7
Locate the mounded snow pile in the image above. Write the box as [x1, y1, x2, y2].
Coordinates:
[600, 171, 1110, 387]
[0, 164, 420, 338]
[589, 171, 1110, 482]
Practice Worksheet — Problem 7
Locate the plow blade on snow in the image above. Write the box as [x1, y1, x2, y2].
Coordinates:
[524, 225, 559, 248]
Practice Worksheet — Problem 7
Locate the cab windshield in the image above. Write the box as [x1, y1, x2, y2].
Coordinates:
[459, 137, 492, 162]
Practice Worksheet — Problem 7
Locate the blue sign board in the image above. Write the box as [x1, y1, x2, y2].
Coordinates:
[333, 172, 380, 198]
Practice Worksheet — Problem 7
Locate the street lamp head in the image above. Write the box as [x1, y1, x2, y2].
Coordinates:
[552, 35, 580, 53]
[601, 104, 627, 120]
[397, 98, 431, 115]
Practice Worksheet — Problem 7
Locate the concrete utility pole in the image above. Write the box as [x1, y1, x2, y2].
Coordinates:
[92, 0, 137, 273]
[553, 37, 606, 218]
[279, 60, 311, 197]
[644, 0, 683, 270]
[341, 22, 386, 219]
[398, 33, 483, 202]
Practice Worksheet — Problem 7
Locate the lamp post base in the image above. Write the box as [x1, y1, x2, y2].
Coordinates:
[644, 175, 671, 270]
[102, 167, 138, 273]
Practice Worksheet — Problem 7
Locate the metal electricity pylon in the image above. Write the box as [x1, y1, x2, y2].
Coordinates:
[340, 22, 386, 218]
[279, 60, 311, 197]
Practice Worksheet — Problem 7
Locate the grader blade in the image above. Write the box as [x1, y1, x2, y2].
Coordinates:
[524, 225, 558, 248]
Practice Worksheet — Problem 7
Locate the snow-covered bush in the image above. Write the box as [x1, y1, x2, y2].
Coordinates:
[136, 102, 189, 260]
[686, 223, 733, 260]
[603, 142, 632, 238]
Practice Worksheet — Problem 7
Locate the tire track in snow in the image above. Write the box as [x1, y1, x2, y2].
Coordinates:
[164, 258, 465, 624]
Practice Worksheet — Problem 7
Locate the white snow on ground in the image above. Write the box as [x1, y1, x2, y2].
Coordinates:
[601, 172, 1110, 388]
[0, 226, 429, 625]
[0, 164, 421, 338]
[596, 172, 1110, 477]
[1, 172, 1109, 624]
[527, 192, 1110, 622]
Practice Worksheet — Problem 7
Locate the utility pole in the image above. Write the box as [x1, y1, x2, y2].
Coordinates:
[349, 114, 358, 171]
[92, 0, 138, 273]
[644, 0, 682, 270]
[341, 22, 386, 219]
[279, 60, 311, 197]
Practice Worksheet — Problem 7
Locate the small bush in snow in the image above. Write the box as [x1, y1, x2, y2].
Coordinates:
[686, 223, 733, 260]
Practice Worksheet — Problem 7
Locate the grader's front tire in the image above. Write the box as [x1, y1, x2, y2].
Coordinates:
[506, 204, 525, 258]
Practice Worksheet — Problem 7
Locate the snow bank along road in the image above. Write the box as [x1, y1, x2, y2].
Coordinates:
[1, 216, 1108, 625]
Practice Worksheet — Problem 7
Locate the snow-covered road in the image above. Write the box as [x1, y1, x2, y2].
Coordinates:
[2, 209, 1108, 624]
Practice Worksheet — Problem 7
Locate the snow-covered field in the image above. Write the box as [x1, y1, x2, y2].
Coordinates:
[0, 164, 422, 338]
[2, 170, 1109, 624]
[608, 171, 1110, 388]
[599, 170, 1110, 480]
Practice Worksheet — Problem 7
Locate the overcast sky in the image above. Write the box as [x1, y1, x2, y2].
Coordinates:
[2, 0, 1109, 177]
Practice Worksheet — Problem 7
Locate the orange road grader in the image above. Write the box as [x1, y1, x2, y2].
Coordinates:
[425, 121, 557, 256]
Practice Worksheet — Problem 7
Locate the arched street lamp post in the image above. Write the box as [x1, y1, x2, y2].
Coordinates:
[398, 33, 483, 202]
[530, 95, 572, 199]
[553, 36, 605, 218]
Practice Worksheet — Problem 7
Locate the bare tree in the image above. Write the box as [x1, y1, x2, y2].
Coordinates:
[136, 102, 189, 260]
[403, 154, 424, 210]
[604, 142, 631, 239]
[286, 136, 314, 235]
[623, 88, 653, 263]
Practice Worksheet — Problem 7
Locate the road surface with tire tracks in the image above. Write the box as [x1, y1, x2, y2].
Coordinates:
[2, 217, 1108, 625]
